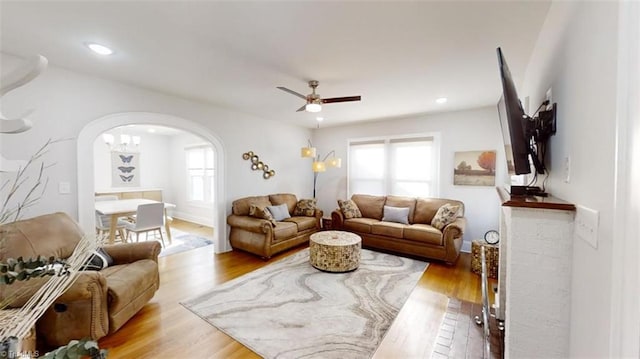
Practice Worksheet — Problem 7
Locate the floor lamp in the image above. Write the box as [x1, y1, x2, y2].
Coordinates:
[302, 141, 341, 198]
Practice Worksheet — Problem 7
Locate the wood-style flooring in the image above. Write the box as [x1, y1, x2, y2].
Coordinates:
[98, 219, 494, 358]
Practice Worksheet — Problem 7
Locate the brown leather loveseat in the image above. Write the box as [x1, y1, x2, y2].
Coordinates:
[331, 194, 466, 264]
[0, 212, 161, 346]
[227, 193, 322, 259]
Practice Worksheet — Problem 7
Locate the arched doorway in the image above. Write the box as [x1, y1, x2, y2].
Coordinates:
[77, 112, 230, 253]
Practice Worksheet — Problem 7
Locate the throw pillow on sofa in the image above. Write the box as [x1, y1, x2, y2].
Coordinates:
[431, 203, 460, 230]
[338, 199, 362, 219]
[293, 198, 317, 217]
[267, 203, 291, 221]
[82, 247, 114, 271]
[249, 204, 276, 224]
[382, 205, 410, 224]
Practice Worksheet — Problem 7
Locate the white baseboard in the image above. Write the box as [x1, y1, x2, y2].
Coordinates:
[173, 211, 214, 227]
[461, 240, 472, 253]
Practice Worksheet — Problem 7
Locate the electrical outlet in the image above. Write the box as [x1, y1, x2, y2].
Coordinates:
[563, 156, 571, 183]
[575, 205, 599, 249]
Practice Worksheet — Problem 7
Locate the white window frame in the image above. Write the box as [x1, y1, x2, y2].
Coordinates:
[185, 144, 215, 205]
[347, 133, 440, 198]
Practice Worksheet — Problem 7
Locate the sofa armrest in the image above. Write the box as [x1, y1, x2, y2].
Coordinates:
[443, 216, 466, 238]
[55, 270, 108, 302]
[227, 215, 273, 234]
[331, 209, 345, 229]
[104, 241, 161, 265]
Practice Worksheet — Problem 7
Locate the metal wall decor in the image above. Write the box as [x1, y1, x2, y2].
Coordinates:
[242, 151, 276, 179]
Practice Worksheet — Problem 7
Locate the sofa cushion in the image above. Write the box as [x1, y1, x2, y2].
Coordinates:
[413, 198, 463, 224]
[338, 199, 362, 219]
[283, 216, 317, 232]
[343, 218, 378, 233]
[404, 224, 443, 246]
[232, 196, 271, 216]
[269, 193, 298, 215]
[272, 221, 298, 242]
[249, 204, 276, 224]
[371, 221, 405, 239]
[293, 198, 317, 217]
[382, 205, 410, 224]
[351, 194, 386, 220]
[267, 203, 291, 221]
[431, 203, 460, 230]
[102, 259, 159, 320]
[385, 196, 416, 224]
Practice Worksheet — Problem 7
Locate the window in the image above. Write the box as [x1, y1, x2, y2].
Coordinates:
[186, 146, 214, 203]
[348, 135, 438, 197]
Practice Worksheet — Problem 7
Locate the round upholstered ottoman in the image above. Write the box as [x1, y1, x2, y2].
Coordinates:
[309, 231, 362, 272]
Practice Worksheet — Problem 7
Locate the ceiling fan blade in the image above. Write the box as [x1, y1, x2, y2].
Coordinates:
[277, 86, 307, 100]
[322, 96, 361, 104]
[296, 104, 307, 112]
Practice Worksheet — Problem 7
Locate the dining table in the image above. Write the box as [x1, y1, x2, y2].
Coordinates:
[95, 198, 176, 245]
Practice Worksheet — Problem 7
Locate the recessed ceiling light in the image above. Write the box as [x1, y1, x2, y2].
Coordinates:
[148, 128, 156, 133]
[86, 43, 113, 56]
[436, 97, 448, 104]
[316, 117, 324, 122]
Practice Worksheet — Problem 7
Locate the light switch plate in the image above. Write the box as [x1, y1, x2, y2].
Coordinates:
[575, 205, 599, 249]
[58, 181, 71, 194]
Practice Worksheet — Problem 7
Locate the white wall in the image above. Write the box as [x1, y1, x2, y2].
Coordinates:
[312, 106, 505, 250]
[1, 53, 313, 247]
[520, 1, 619, 357]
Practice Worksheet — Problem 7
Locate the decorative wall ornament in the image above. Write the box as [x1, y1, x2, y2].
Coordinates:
[242, 151, 275, 179]
[111, 151, 140, 186]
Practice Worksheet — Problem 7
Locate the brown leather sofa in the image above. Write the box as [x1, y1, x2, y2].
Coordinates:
[331, 194, 466, 264]
[0, 212, 161, 346]
[227, 193, 322, 259]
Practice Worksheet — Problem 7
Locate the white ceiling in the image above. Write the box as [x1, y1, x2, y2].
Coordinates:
[0, 1, 551, 128]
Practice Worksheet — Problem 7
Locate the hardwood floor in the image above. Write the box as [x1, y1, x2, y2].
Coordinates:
[99, 220, 493, 358]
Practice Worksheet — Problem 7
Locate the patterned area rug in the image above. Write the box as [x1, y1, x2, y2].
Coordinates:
[181, 248, 428, 359]
[158, 230, 213, 257]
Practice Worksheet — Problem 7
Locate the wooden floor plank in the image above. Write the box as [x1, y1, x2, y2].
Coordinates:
[98, 219, 489, 358]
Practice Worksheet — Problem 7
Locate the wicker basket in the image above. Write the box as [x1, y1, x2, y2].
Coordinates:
[471, 240, 499, 279]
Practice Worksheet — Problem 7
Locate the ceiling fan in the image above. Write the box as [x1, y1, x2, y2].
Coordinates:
[277, 80, 361, 113]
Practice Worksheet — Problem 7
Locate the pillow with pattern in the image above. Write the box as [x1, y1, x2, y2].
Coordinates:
[431, 203, 460, 230]
[249, 204, 276, 225]
[294, 198, 317, 217]
[338, 199, 362, 219]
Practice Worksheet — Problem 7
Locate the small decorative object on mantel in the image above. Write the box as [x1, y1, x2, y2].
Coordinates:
[242, 151, 276, 179]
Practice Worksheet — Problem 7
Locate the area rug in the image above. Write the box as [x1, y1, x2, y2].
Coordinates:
[158, 230, 213, 257]
[181, 248, 428, 359]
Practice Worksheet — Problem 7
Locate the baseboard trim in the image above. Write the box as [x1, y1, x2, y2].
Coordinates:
[173, 211, 214, 227]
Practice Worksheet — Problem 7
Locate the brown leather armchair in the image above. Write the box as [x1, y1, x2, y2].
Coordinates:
[0, 212, 161, 346]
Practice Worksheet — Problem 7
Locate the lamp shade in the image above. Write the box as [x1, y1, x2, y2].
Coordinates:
[325, 157, 342, 168]
[102, 133, 114, 145]
[312, 161, 326, 172]
[305, 103, 322, 113]
[301, 147, 317, 158]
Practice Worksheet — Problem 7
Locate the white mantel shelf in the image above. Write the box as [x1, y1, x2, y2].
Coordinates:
[496, 187, 576, 358]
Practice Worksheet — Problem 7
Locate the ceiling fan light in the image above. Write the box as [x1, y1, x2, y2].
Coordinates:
[305, 103, 322, 113]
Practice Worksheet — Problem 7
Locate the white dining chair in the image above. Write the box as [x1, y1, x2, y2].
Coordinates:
[124, 202, 166, 247]
[95, 195, 128, 242]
